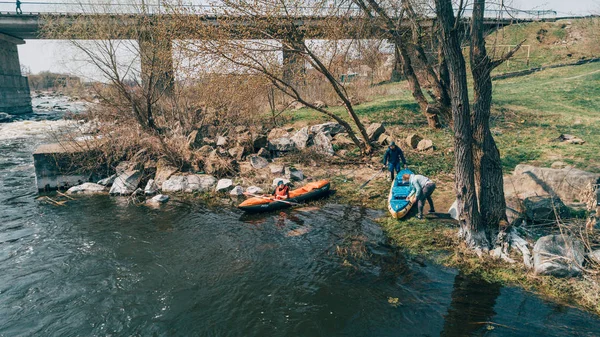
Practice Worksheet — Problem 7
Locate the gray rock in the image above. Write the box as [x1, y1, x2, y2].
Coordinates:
[230, 185, 244, 196]
[377, 134, 392, 146]
[270, 164, 285, 175]
[268, 137, 296, 152]
[533, 235, 585, 277]
[291, 127, 310, 149]
[250, 155, 269, 169]
[313, 100, 327, 109]
[216, 136, 228, 147]
[161, 174, 217, 193]
[367, 123, 385, 141]
[448, 199, 459, 220]
[273, 178, 291, 186]
[417, 139, 434, 152]
[97, 174, 116, 187]
[228, 146, 245, 160]
[67, 182, 108, 194]
[246, 186, 264, 194]
[285, 167, 304, 181]
[216, 178, 234, 192]
[267, 128, 290, 141]
[310, 122, 344, 136]
[313, 131, 334, 156]
[588, 249, 600, 265]
[147, 194, 170, 204]
[332, 134, 355, 146]
[154, 161, 178, 189]
[257, 148, 270, 158]
[406, 134, 423, 149]
[522, 195, 570, 223]
[144, 179, 158, 195]
[109, 170, 142, 196]
[161, 175, 187, 193]
[115, 161, 141, 175]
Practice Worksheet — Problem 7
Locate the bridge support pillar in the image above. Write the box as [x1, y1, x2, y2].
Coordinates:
[0, 33, 32, 115]
[282, 36, 306, 86]
[138, 33, 174, 94]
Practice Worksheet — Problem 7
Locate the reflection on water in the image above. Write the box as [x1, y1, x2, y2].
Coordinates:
[1, 111, 600, 336]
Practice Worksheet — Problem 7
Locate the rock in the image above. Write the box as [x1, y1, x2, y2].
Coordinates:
[505, 164, 600, 204]
[109, 170, 142, 196]
[161, 174, 217, 193]
[228, 146, 245, 161]
[589, 249, 600, 265]
[144, 179, 158, 195]
[285, 167, 304, 181]
[246, 186, 264, 194]
[533, 235, 585, 277]
[313, 131, 334, 156]
[448, 200, 459, 220]
[366, 123, 385, 141]
[377, 134, 393, 146]
[267, 128, 290, 141]
[216, 136, 228, 147]
[146, 194, 169, 204]
[155, 160, 178, 188]
[115, 161, 141, 175]
[257, 148, 270, 158]
[555, 134, 585, 145]
[313, 100, 327, 109]
[269, 164, 285, 175]
[215, 178, 234, 192]
[406, 134, 423, 149]
[522, 195, 570, 223]
[290, 127, 310, 149]
[268, 137, 296, 152]
[237, 131, 252, 145]
[417, 139, 434, 152]
[273, 178, 291, 186]
[551, 161, 570, 169]
[66, 183, 108, 194]
[252, 134, 268, 150]
[230, 185, 244, 196]
[310, 122, 345, 136]
[97, 174, 116, 187]
[332, 134, 355, 146]
[250, 155, 269, 169]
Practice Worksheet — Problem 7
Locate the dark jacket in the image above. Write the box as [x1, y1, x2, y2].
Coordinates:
[382, 146, 406, 166]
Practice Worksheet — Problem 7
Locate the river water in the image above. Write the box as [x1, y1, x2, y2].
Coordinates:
[1, 98, 600, 336]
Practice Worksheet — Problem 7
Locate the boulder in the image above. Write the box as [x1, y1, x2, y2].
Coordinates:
[268, 137, 296, 152]
[216, 136, 228, 147]
[270, 164, 285, 175]
[67, 183, 108, 194]
[313, 100, 327, 109]
[533, 235, 585, 277]
[522, 195, 570, 223]
[230, 185, 244, 196]
[406, 134, 423, 149]
[155, 160, 178, 188]
[246, 186, 264, 194]
[146, 194, 170, 204]
[250, 155, 269, 169]
[257, 148, 270, 158]
[144, 179, 158, 195]
[216, 178, 234, 192]
[310, 122, 345, 136]
[273, 178, 291, 186]
[291, 127, 310, 149]
[252, 134, 268, 150]
[285, 167, 304, 181]
[313, 131, 334, 156]
[228, 146, 245, 161]
[161, 174, 217, 193]
[267, 128, 290, 141]
[332, 134, 355, 146]
[377, 134, 393, 146]
[109, 170, 142, 196]
[97, 174, 116, 187]
[366, 123, 385, 141]
[505, 164, 600, 204]
[417, 139, 434, 152]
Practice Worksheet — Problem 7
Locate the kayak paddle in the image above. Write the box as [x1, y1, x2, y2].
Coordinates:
[242, 192, 301, 206]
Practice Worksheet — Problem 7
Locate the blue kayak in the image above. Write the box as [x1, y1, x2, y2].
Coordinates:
[387, 169, 415, 219]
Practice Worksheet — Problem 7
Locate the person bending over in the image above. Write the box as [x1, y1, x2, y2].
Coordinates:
[272, 180, 290, 200]
[403, 173, 436, 219]
[382, 141, 407, 181]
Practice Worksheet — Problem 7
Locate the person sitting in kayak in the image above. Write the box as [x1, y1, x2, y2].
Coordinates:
[402, 173, 436, 220]
[272, 180, 290, 200]
[382, 141, 407, 181]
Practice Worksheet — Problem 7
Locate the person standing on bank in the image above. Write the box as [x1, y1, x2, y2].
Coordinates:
[382, 141, 407, 181]
[403, 173, 436, 219]
[16, 0, 22, 14]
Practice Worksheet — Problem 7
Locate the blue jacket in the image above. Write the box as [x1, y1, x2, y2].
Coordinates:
[382, 146, 406, 166]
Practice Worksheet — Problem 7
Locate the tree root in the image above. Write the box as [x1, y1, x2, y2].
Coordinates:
[492, 227, 533, 268]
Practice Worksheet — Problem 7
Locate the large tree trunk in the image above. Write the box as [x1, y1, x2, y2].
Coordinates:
[434, 0, 487, 249]
[470, 0, 508, 243]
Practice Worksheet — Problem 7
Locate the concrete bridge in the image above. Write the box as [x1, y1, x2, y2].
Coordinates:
[0, 8, 552, 115]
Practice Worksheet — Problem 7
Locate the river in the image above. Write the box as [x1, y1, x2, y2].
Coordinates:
[1, 96, 600, 336]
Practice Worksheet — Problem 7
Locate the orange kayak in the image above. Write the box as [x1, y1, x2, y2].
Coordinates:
[238, 180, 331, 213]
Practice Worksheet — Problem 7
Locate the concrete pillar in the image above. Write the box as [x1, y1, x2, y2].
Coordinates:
[0, 32, 32, 114]
[282, 35, 306, 86]
[138, 32, 174, 94]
